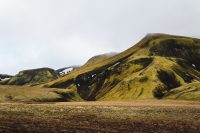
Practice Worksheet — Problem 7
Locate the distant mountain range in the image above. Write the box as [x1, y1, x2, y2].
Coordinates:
[0, 66, 81, 86]
[1, 33, 200, 101]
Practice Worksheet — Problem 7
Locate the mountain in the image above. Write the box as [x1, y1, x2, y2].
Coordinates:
[44, 33, 200, 101]
[7, 68, 59, 86]
[84, 52, 118, 67]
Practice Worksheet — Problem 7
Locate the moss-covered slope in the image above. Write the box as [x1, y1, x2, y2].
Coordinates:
[45, 33, 200, 101]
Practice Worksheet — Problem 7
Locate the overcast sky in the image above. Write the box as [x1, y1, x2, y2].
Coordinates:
[0, 0, 200, 74]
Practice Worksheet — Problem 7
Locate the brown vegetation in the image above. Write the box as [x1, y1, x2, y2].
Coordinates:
[0, 100, 199, 133]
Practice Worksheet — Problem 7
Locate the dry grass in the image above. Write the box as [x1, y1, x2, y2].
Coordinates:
[0, 100, 199, 133]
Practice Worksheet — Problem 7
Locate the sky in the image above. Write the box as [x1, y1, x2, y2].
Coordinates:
[0, 0, 200, 75]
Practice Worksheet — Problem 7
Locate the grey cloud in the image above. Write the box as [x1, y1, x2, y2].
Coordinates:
[0, 0, 200, 74]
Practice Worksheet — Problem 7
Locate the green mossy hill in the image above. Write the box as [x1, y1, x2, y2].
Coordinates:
[7, 68, 59, 86]
[45, 33, 200, 101]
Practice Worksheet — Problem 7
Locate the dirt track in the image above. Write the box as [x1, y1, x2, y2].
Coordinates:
[0, 100, 199, 133]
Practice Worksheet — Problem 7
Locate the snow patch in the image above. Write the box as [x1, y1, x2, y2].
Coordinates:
[59, 68, 73, 75]
[0, 78, 10, 81]
[113, 62, 121, 67]
[91, 74, 97, 78]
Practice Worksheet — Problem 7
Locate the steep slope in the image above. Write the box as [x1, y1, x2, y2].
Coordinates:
[7, 68, 59, 86]
[45, 33, 200, 101]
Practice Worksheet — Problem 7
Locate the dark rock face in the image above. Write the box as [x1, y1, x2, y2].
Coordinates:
[7, 68, 59, 85]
